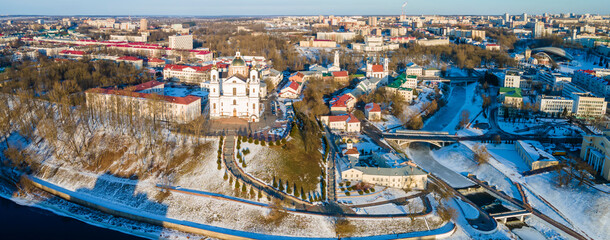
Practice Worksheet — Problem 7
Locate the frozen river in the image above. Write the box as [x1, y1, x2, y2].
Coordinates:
[423, 86, 466, 131]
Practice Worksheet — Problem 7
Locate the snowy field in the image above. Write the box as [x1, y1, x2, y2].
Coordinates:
[371, 114, 403, 132]
[558, 49, 607, 74]
[431, 143, 523, 201]
[458, 141, 610, 240]
[497, 118, 583, 137]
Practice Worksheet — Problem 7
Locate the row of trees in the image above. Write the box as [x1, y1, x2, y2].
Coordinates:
[2, 58, 152, 104]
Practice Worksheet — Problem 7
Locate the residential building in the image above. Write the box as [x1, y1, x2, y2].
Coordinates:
[537, 70, 572, 87]
[341, 166, 427, 190]
[163, 64, 211, 86]
[208, 52, 261, 122]
[385, 74, 417, 103]
[571, 92, 607, 118]
[316, 32, 357, 43]
[169, 34, 193, 50]
[405, 66, 424, 77]
[330, 94, 357, 115]
[147, 58, 166, 67]
[299, 39, 337, 48]
[515, 140, 560, 170]
[85, 81, 201, 124]
[117, 56, 143, 69]
[537, 95, 573, 115]
[320, 114, 361, 133]
[263, 68, 283, 89]
[415, 38, 450, 46]
[364, 103, 382, 121]
[581, 131, 610, 180]
[496, 71, 521, 88]
[572, 70, 610, 99]
[485, 44, 501, 51]
[332, 71, 349, 83]
[498, 87, 523, 115]
[279, 81, 302, 99]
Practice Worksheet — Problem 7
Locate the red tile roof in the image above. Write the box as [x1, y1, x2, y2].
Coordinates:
[332, 71, 348, 77]
[372, 65, 384, 72]
[60, 50, 85, 55]
[327, 114, 360, 124]
[133, 81, 164, 92]
[365, 103, 381, 112]
[287, 81, 300, 91]
[344, 147, 359, 155]
[118, 56, 142, 61]
[86, 87, 199, 105]
[331, 94, 354, 108]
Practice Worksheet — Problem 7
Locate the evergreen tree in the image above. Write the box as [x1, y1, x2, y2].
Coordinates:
[278, 179, 284, 191]
[272, 177, 277, 188]
[286, 181, 292, 194]
[301, 187, 306, 200]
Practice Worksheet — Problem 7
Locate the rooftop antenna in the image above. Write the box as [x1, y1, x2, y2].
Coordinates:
[401, 2, 408, 16]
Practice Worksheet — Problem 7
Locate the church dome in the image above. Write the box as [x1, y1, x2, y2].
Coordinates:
[231, 57, 246, 66]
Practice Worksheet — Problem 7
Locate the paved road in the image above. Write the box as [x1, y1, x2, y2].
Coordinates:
[406, 143, 475, 189]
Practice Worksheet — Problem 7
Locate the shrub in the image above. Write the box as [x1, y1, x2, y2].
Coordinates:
[338, 182, 344, 187]
[268, 141, 274, 146]
[357, 190, 363, 195]
[275, 140, 281, 146]
[248, 138, 253, 143]
[345, 192, 351, 196]
[345, 181, 351, 186]
[370, 187, 375, 192]
[242, 161, 247, 168]
[217, 164, 221, 170]
[261, 141, 266, 146]
[223, 172, 228, 180]
[254, 139, 259, 145]
[364, 189, 370, 194]
[281, 138, 286, 145]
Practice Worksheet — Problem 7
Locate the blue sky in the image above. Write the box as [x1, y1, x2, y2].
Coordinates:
[1, 0, 608, 16]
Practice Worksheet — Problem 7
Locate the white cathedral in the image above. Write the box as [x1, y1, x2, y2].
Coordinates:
[209, 52, 261, 122]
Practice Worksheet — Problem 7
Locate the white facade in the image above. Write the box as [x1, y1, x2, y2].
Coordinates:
[537, 96, 573, 115]
[208, 52, 261, 122]
[503, 74, 521, 88]
[571, 92, 607, 118]
[341, 167, 427, 190]
[163, 64, 210, 86]
[320, 114, 361, 133]
[169, 34, 193, 50]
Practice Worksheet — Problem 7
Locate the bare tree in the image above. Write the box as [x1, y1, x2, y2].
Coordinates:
[472, 143, 490, 165]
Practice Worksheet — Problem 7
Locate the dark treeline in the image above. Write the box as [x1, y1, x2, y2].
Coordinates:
[388, 43, 517, 71]
[2, 57, 152, 105]
[192, 22, 308, 71]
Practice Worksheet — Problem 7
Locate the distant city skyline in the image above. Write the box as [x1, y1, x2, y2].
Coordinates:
[1, 0, 610, 16]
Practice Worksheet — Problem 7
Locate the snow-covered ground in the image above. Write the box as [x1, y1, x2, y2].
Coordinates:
[431, 144, 523, 201]
[558, 49, 607, 74]
[424, 83, 487, 136]
[497, 118, 583, 137]
[370, 114, 403, 132]
[458, 141, 610, 240]
[352, 197, 424, 215]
